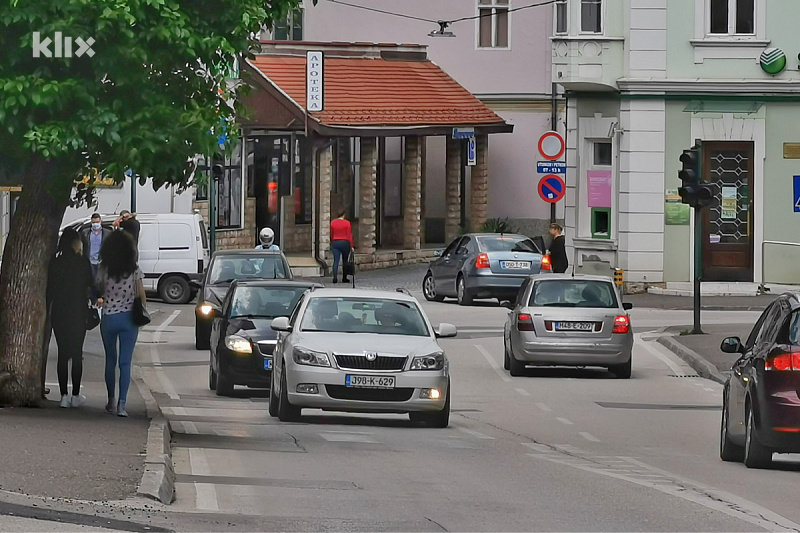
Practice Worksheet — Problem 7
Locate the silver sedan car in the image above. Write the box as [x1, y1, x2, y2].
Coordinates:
[269, 289, 457, 427]
[503, 275, 634, 378]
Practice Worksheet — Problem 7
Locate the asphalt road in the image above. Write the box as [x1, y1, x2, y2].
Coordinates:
[124, 292, 800, 532]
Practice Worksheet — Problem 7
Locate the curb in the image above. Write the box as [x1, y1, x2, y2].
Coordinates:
[132, 367, 175, 505]
[657, 335, 727, 385]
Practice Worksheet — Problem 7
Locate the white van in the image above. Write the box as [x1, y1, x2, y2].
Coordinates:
[62, 213, 209, 304]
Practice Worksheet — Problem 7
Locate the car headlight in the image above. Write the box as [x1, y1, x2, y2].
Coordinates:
[292, 346, 331, 367]
[410, 352, 445, 371]
[199, 304, 214, 316]
[225, 335, 252, 354]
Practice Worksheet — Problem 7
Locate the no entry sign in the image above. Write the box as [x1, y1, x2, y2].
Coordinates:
[538, 174, 566, 203]
[538, 131, 565, 161]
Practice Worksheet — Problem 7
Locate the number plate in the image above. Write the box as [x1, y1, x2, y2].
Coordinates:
[345, 375, 396, 389]
[555, 322, 595, 332]
[501, 261, 530, 270]
[264, 359, 272, 370]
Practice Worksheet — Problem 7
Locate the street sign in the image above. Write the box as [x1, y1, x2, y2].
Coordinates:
[538, 174, 566, 203]
[538, 131, 565, 161]
[306, 51, 324, 112]
[537, 161, 566, 174]
[794, 175, 800, 212]
[452, 127, 475, 139]
[467, 137, 476, 166]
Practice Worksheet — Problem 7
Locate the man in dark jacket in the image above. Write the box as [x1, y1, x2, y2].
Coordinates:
[81, 213, 112, 293]
[114, 210, 140, 242]
[548, 223, 569, 274]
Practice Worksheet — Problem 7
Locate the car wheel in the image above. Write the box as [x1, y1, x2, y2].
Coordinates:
[216, 366, 233, 396]
[278, 363, 301, 422]
[159, 275, 191, 305]
[503, 338, 511, 371]
[609, 358, 632, 379]
[720, 394, 744, 462]
[195, 320, 210, 350]
[268, 371, 279, 418]
[456, 276, 473, 306]
[423, 272, 445, 302]
[410, 384, 451, 428]
[744, 403, 772, 469]
[508, 347, 526, 377]
[209, 362, 217, 391]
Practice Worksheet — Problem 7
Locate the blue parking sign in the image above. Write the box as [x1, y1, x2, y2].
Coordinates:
[795, 176, 800, 212]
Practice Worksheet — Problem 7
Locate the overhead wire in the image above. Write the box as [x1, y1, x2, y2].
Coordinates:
[325, 0, 438, 24]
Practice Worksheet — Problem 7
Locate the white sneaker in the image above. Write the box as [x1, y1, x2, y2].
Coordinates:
[59, 395, 70, 408]
[71, 394, 86, 408]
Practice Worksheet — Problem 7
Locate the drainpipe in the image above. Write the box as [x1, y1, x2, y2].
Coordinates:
[312, 138, 337, 276]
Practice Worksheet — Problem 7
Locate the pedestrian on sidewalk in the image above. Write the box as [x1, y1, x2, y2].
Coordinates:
[96, 231, 145, 418]
[81, 213, 111, 299]
[330, 210, 353, 284]
[46, 228, 94, 408]
[114, 210, 140, 243]
[548, 223, 569, 274]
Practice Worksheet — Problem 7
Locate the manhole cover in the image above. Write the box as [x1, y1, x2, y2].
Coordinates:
[668, 374, 701, 378]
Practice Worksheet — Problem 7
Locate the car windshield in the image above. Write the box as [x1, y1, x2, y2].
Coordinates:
[479, 236, 540, 253]
[300, 297, 430, 336]
[230, 287, 307, 319]
[208, 256, 289, 284]
[530, 280, 618, 309]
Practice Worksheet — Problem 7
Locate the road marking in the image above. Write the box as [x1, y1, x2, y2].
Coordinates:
[458, 428, 495, 440]
[636, 334, 685, 375]
[188, 448, 219, 511]
[515, 388, 531, 396]
[474, 344, 512, 383]
[556, 417, 574, 425]
[535, 402, 552, 412]
[150, 310, 182, 400]
[579, 432, 600, 442]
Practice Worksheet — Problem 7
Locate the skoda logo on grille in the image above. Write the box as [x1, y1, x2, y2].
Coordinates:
[365, 352, 378, 361]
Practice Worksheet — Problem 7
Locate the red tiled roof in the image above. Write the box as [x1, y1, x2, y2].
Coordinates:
[249, 55, 506, 128]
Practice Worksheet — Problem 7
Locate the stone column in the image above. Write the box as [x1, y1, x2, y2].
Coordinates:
[358, 137, 378, 253]
[403, 136, 422, 250]
[420, 138, 427, 244]
[445, 138, 462, 243]
[470, 134, 489, 232]
[318, 142, 333, 259]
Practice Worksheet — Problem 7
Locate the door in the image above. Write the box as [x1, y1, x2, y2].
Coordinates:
[702, 142, 754, 282]
[138, 222, 160, 291]
[434, 237, 464, 296]
[253, 136, 291, 248]
[155, 222, 194, 277]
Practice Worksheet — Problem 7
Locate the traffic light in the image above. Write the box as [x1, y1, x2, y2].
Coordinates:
[678, 141, 715, 208]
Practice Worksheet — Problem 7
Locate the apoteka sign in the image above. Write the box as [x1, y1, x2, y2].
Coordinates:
[306, 51, 324, 112]
[759, 47, 786, 75]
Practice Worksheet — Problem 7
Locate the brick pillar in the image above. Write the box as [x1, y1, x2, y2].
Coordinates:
[403, 136, 422, 250]
[471, 134, 489, 231]
[445, 138, 462, 243]
[318, 143, 333, 258]
[420, 138, 427, 244]
[358, 137, 378, 253]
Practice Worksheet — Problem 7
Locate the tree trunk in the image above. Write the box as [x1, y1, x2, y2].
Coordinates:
[0, 158, 68, 406]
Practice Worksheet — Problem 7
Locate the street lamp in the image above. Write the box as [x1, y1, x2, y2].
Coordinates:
[429, 21, 455, 38]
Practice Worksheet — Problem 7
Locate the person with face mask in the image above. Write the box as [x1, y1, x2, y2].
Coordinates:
[81, 213, 112, 298]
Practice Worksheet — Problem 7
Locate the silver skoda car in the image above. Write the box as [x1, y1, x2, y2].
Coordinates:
[269, 288, 457, 427]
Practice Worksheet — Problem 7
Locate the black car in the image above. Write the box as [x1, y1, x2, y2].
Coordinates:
[209, 280, 321, 396]
[195, 250, 293, 349]
[720, 292, 800, 468]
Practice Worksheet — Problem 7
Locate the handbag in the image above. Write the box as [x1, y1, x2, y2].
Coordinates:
[343, 248, 355, 277]
[86, 306, 100, 331]
[133, 297, 151, 327]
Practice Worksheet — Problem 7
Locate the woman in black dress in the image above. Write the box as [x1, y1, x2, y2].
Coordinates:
[46, 228, 94, 408]
[548, 223, 569, 274]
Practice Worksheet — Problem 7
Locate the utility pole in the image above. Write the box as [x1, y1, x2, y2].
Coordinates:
[678, 139, 714, 335]
[130, 174, 137, 212]
[550, 82, 558, 224]
[209, 162, 223, 255]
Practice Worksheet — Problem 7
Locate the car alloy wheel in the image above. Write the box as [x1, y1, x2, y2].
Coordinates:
[268, 370, 279, 418]
[278, 363, 301, 422]
[744, 405, 772, 469]
[215, 362, 233, 396]
[409, 382, 450, 428]
[195, 320, 210, 350]
[508, 347, 526, 377]
[609, 358, 632, 379]
[503, 338, 511, 371]
[719, 395, 744, 462]
[209, 361, 217, 391]
[457, 276, 473, 306]
[423, 272, 444, 302]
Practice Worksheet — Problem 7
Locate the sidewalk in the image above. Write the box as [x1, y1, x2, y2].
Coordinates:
[658, 324, 753, 384]
[0, 328, 148, 502]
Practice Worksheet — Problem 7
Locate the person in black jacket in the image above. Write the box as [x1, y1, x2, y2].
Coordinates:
[548, 223, 569, 274]
[46, 228, 94, 409]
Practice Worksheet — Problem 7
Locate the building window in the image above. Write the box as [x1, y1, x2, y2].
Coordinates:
[272, 8, 303, 41]
[478, 0, 510, 48]
[580, 0, 602, 33]
[593, 142, 612, 166]
[555, 0, 568, 34]
[710, 0, 754, 35]
[333, 138, 361, 219]
[213, 146, 243, 229]
[294, 137, 312, 224]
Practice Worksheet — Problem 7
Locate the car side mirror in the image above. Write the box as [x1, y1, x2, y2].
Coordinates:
[500, 300, 515, 310]
[435, 323, 458, 338]
[623, 303, 633, 311]
[433, 249, 443, 257]
[270, 316, 292, 332]
[720, 336, 743, 354]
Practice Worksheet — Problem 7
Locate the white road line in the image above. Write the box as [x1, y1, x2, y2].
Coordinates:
[636, 334, 686, 375]
[579, 432, 600, 442]
[535, 402, 552, 412]
[556, 417, 574, 425]
[459, 428, 495, 440]
[182, 421, 199, 435]
[151, 310, 182, 400]
[515, 388, 531, 396]
[474, 344, 512, 383]
[188, 449, 219, 511]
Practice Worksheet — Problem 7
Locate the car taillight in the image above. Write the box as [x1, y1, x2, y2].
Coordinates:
[541, 255, 552, 271]
[476, 253, 490, 269]
[765, 349, 800, 371]
[517, 313, 535, 332]
[612, 315, 630, 334]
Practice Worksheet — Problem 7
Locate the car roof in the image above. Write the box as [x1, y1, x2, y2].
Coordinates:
[527, 274, 615, 283]
[231, 280, 321, 289]
[306, 288, 418, 302]
[465, 233, 529, 239]
[212, 250, 284, 257]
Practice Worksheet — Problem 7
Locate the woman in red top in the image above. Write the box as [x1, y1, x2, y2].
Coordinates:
[330, 210, 353, 284]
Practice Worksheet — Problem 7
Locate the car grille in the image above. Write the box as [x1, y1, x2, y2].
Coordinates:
[334, 354, 407, 371]
[256, 341, 276, 356]
[325, 385, 414, 402]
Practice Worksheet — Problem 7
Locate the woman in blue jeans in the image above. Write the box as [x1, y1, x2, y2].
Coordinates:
[96, 231, 145, 417]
